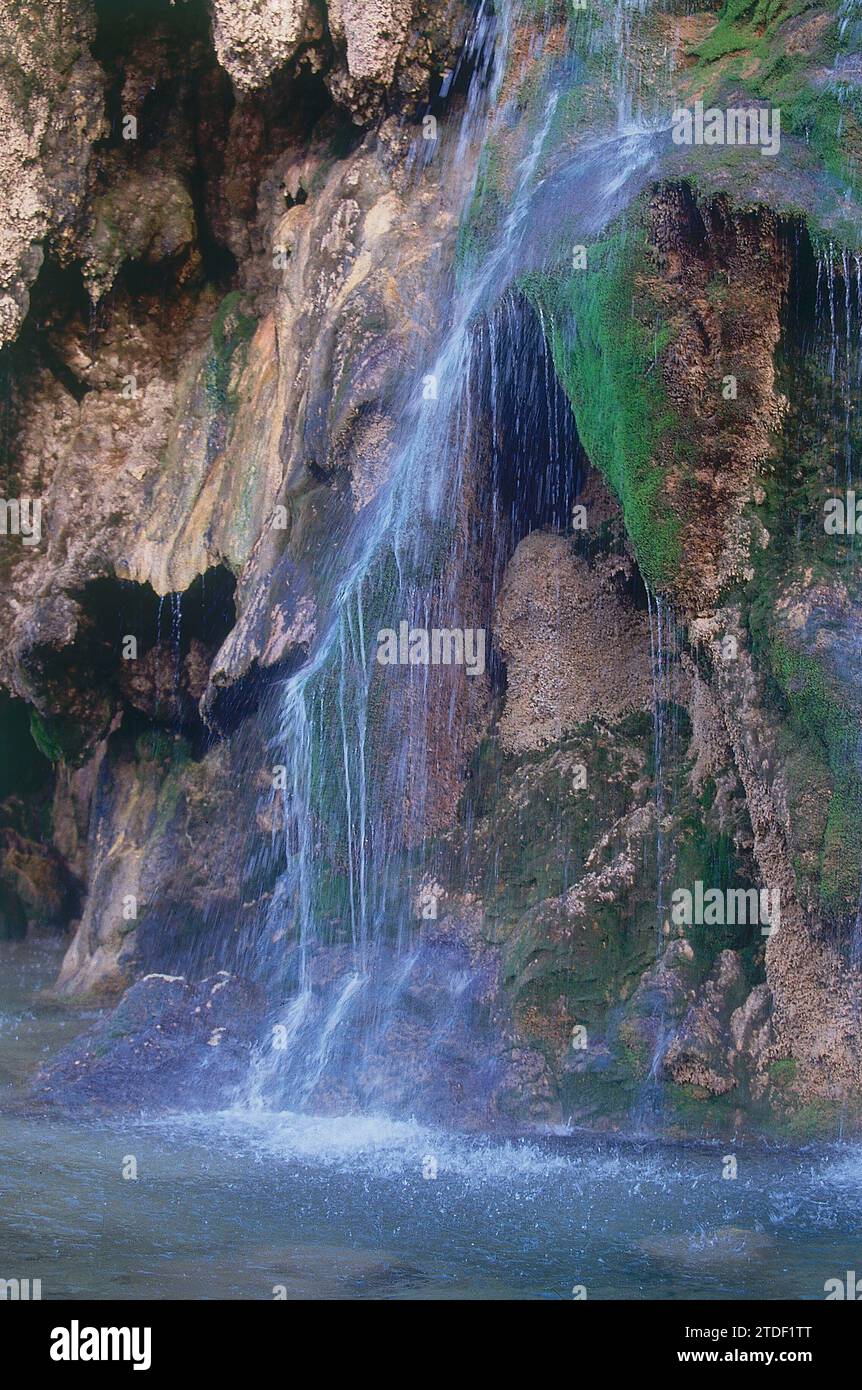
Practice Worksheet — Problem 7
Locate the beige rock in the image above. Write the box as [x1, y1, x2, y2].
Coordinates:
[696, 614, 862, 1109]
[328, 0, 413, 85]
[494, 532, 652, 753]
[209, 0, 319, 91]
[0, 0, 104, 347]
[645, 187, 789, 614]
[663, 949, 747, 1095]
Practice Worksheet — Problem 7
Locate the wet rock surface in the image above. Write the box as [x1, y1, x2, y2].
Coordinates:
[32, 971, 265, 1112]
[0, 0, 861, 1144]
[494, 533, 652, 754]
[246, 911, 561, 1131]
[663, 950, 748, 1096]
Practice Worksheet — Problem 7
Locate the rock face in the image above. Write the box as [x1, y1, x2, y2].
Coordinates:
[663, 950, 748, 1096]
[0, 0, 104, 347]
[208, 0, 467, 120]
[644, 188, 790, 615]
[495, 533, 652, 754]
[694, 617, 862, 1117]
[0, 827, 77, 936]
[1, 0, 862, 1141]
[209, 0, 322, 92]
[0, 0, 477, 1002]
[33, 972, 265, 1111]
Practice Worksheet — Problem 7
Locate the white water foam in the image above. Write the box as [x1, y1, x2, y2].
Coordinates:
[147, 1106, 680, 1191]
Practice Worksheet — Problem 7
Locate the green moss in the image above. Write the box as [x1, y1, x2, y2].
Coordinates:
[663, 1081, 740, 1133]
[520, 220, 683, 589]
[673, 794, 763, 982]
[28, 709, 91, 765]
[769, 642, 853, 763]
[455, 136, 508, 271]
[456, 721, 650, 932]
[135, 728, 179, 763]
[690, 0, 862, 218]
[821, 772, 862, 908]
[152, 765, 187, 840]
[769, 1056, 798, 1087]
[204, 291, 257, 416]
[457, 717, 667, 1072]
[131, 732, 194, 841]
[759, 638, 862, 918]
[29, 710, 62, 763]
[783, 1097, 843, 1139]
[738, 281, 862, 929]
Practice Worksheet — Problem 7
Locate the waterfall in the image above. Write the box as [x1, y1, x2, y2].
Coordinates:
[241, 4, 556, 1116]
[234, 0, 673, 1123]
[632, 587, 684, 1134]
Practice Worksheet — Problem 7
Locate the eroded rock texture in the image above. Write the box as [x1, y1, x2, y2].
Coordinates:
[0, 0, 476, 992]
[0, 0, 103, 346]
[2, 0, 862, 1141]
[495, 532, 652, 753]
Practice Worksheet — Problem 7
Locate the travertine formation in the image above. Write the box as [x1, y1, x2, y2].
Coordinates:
[495, 533, 652, 753]
[0, 0, 103, 347]
[1, 0, 860, 1138]
[209, 0, 321, 92]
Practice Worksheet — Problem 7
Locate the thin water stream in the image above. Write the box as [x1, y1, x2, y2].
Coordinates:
[241, 69, 668, 1122]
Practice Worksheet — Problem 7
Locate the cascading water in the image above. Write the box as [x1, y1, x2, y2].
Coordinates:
[632, 588, 685, 1133]
[243, 31, 560, 1119]
[5, 0, 862, 1315]
[236, 3, 672, 1124]
[218, 0, 684, 1128]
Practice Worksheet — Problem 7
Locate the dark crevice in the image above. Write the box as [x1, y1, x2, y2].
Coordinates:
[205, 655, 305, 738]
[0, 693, 83, 940]
[0, 258, 94, 464]
[467, 290, 652, 696]
[16, 256, 91, 342]
[77, 565, 237, 659]
[92, 0, 238, 288]
[25, 567, 237, 763]
[184, 59, 238, 286]
[35, 340, 93, 404]
[0, 693, 52, 802]
[419, 0, 498, 124]
[92, 0, 213, 64]
[481, 291, 586, 546]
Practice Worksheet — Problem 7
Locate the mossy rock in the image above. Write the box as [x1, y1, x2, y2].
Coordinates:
[769, 1056, 798, 1087]
[520, 216, 684, 589]
[203, 291, 258, 416]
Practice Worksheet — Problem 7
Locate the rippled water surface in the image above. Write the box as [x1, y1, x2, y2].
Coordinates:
[2, 939, 860, 1300]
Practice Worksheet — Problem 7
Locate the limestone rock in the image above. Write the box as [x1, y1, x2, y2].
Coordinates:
[618, 938, 697, 1070]
[0, 0, 104, 347]
[33, 971, 265, 1111]
[663, 949, 748, 1095]
[209, 0, 322, 93]
[495, 533, 652, 753]
[729, 983, 774, 1067]
[80, 167, 198, 303]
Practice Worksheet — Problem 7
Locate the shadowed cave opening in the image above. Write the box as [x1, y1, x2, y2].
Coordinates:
[92, 0, 347, 289]
[469, 289, 651, 698]
[93, 0, 240, 287]
[81, 564, 237, 657]
[26, 565, 237, 764]
[0, 693, 82, 940]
